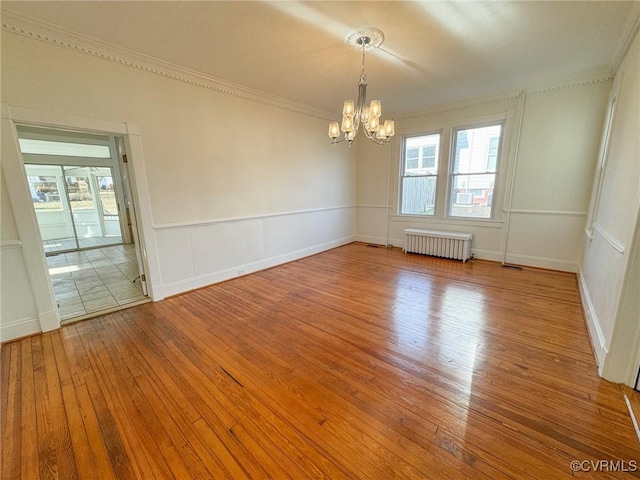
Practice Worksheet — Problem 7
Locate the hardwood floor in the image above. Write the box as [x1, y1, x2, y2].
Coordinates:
[2, 243, 639, 479]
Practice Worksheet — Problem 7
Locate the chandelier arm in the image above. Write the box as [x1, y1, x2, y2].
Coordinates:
[362, 126, 390, 146]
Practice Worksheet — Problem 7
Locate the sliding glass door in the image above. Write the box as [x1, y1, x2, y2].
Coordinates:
[25, 164, 124, 254]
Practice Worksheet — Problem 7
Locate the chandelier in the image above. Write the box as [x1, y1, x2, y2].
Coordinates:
[328, 27, 395, 147]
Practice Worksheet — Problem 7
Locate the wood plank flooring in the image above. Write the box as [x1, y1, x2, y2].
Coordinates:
[2, 243, 639, 479]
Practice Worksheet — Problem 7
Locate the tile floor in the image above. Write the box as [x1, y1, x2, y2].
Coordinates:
[47, 244, 146, 321]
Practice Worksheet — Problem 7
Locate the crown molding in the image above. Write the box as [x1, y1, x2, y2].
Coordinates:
[1, 10, 334, 121]
[610, 1, 640, 75]
[525, 70, 612, 95]
[397, 92, 522, 121]
[396, 69, 613, 121]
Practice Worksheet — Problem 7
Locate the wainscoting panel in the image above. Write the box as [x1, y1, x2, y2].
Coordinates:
[155, 206, 356, 298]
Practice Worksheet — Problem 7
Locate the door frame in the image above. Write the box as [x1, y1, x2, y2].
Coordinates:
[1, 104, 163, 333]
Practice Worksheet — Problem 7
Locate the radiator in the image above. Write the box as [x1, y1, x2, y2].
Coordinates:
[403, 228, 472, 262]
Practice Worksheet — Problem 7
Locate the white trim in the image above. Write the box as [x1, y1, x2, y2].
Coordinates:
[391, 215, 504, 229]
[398, 72, 611, 121]
[1, 106, 60, 333]
[578, 268, 608, 369]
[508, 209, 587, 217]
[610, 2, 640, 74]
[525, 71, 612, 95]
[1, 240, 22, 250]
[623, 394, 640, 445]
[1, 11, 332, 121]
[355, 204, 390, 210]
[0, 317, 41, 343]
[8, 105, 129, 135]
[154, 205, 355, 230]
[504, 253, 578, 272]
[399, 92, 522, 120]
[161, 235, 355, 298]
[585, 228, 594, 241]
[121, 130, 163, 301]
[593, 223, 626, 254]
[354, 235, 404, 248]
[470, 248, 504, 263]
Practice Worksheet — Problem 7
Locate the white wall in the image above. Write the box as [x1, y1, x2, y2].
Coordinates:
[580, 28, 640, 382]
[356, 81, 610, 273]
[0, 30, 356, 340]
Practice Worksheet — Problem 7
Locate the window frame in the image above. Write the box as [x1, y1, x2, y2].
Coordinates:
[399, 131, 442, 217]
[447, 121, 504, 221]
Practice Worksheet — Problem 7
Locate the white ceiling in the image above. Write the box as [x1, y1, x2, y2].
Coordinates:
[2, 1, 638, 116]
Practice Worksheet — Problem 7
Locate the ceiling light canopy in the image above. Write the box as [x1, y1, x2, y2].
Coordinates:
[328, 27, 394, 147]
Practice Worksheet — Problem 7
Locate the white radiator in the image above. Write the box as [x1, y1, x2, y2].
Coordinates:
[403, 228, 472, 262]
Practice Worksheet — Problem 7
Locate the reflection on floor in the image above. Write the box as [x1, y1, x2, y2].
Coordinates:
[47, 244, 145, 320]
[44, 235, 123, 255]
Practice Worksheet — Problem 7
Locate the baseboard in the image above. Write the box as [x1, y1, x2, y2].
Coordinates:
[0, 317, 41, 343]
[577, 268, 608, 369]
[504, 253, 578, 273]
[162, 235, 356, 297]
[470, 248, 504, 263]
[353, 235, 404, 248]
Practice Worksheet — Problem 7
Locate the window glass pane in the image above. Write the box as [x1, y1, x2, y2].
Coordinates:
[64, 171, 95, 211]
[401, 177, 436, 215]
[449, 174, 495, 218]
[421, 145, 436, 168]
[97, 175, 118, 219]
[406, 148, 419, 170]
[27, 174, 63, 211]
[18, 138, 111, 158]
[404, 134, 439, 175]
[453, 125, 502, 174]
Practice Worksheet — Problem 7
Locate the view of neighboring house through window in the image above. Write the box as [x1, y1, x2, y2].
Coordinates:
[450, 124, 502, 219]
[400, 133, 440, 215]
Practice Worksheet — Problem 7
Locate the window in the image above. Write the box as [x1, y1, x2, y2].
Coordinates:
[18, 138, 111, 158]
[449, 124, 502, 219]
[400, 133, 440, 215]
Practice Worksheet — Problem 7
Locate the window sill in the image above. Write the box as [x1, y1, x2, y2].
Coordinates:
[391, 214, 504, 229]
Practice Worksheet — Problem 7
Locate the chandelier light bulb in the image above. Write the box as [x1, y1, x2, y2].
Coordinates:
[343, 100, 355, 116]
[384, 120, 395, 137]
[328, 122, 340, 139]
[341, 115, 354, 133]
[370, 100, 382, 118]
[368, 116, 379, 133]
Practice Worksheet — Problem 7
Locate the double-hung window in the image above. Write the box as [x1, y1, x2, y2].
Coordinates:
[400, 133, 440, 215]
[449, 124, 502, 219]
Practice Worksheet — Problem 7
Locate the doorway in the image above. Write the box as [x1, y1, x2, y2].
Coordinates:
[17, 125, 149, 321]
